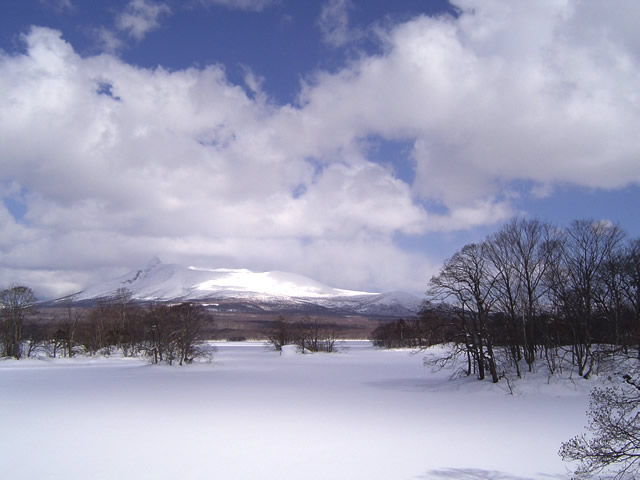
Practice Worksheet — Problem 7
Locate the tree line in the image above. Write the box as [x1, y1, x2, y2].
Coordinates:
[1, 285, 344, 362]
[373, 217, 640, 384]
[1, 287, 210, 365]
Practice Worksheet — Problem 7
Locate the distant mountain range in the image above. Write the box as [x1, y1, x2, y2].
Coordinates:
[63, 257, 423, 317]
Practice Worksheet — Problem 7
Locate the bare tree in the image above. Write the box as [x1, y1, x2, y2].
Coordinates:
[23, 321, 48, 358]
[487, 218, 559, 375]
[267, 315, 340, 354]
[111, 287, 137, 356]
[52, 296, 83, 357]
[0, 285, 37, 359]
[267, 315, 293, 353]
[141, 304, 173, 364]
[371, 319, 411, 349]
[622, 239, 640, 357]
[560, 374, 640, 479]
[293, 316, 340, 354]
[306, 317, 339, 353]
[78, 301, 114, 355]
[556, 220, 625, 378]
[594, 246, 630, 349]
[423, 218, 640, 391]
[428, 242, 500, 382]
[172, 303, 208, 365]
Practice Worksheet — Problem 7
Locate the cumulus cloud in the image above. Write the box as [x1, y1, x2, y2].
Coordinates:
[295, 1, 640, 205]
[116, 0, 171, 40]
[2, 0, 640, 297]
[0, 26, 430, 296]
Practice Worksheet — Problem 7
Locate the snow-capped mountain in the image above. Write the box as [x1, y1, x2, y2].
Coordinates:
[70, 258, 423, 317]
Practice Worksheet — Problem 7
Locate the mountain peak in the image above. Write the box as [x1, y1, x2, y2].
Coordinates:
[72, 260, 422, 316]
[146, 256, 162, 270]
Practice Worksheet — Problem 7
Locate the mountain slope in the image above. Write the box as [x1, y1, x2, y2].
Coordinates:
[72, 258, 423, 317]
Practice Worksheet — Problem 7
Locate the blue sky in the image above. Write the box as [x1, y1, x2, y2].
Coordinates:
[1, 0, 639, 298]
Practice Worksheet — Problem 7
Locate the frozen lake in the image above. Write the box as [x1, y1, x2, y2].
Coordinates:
[0, 341, 591, 479]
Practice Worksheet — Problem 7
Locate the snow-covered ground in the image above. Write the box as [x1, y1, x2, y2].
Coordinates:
[0, 341, 591, 480]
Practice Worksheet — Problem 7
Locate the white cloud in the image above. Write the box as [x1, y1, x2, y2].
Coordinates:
[0, 27, 431, 296]
[198, 0, 280, 12]
[318, 0, 357, 47]
[116, 0, 171, 40]
[93, 26, 124, 54]
[292, 1, 640, 206]
[2, 0, 640, 296]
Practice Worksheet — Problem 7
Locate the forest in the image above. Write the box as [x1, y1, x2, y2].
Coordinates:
[371, 217, 640, 383]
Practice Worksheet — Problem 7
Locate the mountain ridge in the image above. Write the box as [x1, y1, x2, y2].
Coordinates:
[66, 258, 423, 317]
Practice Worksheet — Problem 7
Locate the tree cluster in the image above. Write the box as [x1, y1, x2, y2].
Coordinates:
[77, 297, 210, 365]
[370, 318, 432, 349]
[2, 286, 211, 365]
[267, 315, 340, 354]
[421, 218, 640, 383]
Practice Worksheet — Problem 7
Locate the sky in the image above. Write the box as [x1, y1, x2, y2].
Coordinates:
[1, 0, 640, 299]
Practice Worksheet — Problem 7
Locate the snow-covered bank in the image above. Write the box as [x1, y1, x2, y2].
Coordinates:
[0, 341, 591, 480]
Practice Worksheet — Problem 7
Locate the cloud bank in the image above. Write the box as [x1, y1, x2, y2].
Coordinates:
[1, 0, 640, 297]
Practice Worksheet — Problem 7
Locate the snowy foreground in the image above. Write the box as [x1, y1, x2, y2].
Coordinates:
[1, 341, 592, 480]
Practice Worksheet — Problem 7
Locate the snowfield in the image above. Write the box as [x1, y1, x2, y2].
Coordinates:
[0, 341, 592, 480]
